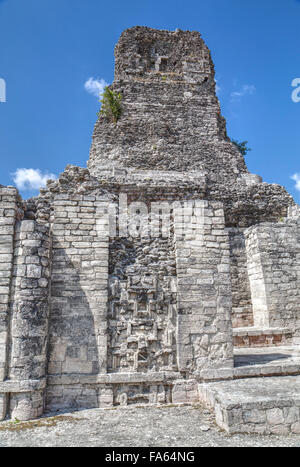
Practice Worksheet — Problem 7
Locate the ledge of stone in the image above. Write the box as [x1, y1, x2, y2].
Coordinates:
[47, 371, 182, 386]
[0, 378, 46, 393]
[233, 363, 300, 379]
[233, 327, 292, 337]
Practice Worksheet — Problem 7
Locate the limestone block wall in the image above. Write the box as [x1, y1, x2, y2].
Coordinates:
[0, 211, 51, 421]
[245, 219, 300, 338]
[0, 187, 20, 420]
[0, 187, 237, 419]
[46, 194, 110, 412]
[228, 228, 253, 328]
[174, 200, 233, 379]
[45, 196, 235, 411]
[8, 220, 51, 420]
[0, 187, 20, 382]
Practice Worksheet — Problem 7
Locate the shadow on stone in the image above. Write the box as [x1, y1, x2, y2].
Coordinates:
[234, 353, 291, 367]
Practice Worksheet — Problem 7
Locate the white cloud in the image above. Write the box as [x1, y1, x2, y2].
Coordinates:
[291, 173, 300, 192]
[215, 78, 221, 95]
[12, 168, 57, 191]
[84, 77, 108, 97]
[231, 84, 256, 100]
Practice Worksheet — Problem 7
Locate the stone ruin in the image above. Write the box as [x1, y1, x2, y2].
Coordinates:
[0, 26, 300, 434]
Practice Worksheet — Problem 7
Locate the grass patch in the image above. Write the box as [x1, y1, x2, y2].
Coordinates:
[0, 415, 84, 432]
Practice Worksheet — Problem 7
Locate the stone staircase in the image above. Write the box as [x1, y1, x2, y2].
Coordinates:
[199, 374, 300, 435]
[199, 345, 300, 434]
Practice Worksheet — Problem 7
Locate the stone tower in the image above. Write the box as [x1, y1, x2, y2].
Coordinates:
[88, 26, 293, 228]
[0, 27, 299, 434]
[88, 27, 246, 181]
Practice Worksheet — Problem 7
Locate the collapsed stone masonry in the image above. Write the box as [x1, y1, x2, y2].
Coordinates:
[0, 27, 299, 432]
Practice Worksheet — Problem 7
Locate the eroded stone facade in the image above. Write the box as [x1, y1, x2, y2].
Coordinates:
[0, 27, 299, 430]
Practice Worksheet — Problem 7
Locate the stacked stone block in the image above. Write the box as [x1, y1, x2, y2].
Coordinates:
[8, 220, 51, 420]
[0, 188, 19, 381]
[199, 375, 300, 435]
[174, 200, 233, 379]
[245, 219, 300, 340]
[0, 187, 20, 420]
[228, 228, 253, 328]
[46, 194, 109, 411]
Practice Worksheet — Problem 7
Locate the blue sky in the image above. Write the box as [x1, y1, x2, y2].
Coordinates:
[0, 0, 300, 200]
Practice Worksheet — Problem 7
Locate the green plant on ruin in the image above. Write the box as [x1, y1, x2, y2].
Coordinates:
[98, 86, 122, 123]
[232, 139, 252, 157]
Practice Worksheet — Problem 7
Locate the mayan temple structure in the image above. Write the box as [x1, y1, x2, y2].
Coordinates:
[0, 26, 300, 434]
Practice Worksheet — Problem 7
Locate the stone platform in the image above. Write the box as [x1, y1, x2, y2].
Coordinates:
[233, 345, 300, 378]
[199, 374, 300, 435]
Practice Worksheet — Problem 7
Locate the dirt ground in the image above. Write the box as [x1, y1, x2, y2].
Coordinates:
[0, 404, 300, 447]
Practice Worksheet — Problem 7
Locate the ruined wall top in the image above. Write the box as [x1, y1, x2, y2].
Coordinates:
[88, 26, 248, 180]
[114, 27, 213, 81]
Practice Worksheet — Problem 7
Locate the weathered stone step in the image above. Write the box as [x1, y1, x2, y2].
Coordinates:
[199, 346, 300, 381]
[198, 375, 300, 435]
[233, 345, 300, 379]
[233, 327, 293, 348]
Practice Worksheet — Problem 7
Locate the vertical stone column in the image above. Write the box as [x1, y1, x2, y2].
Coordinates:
[244, 227, 269, 327]
[174, 200, 233, 379]
[0, 187, 19, 420]
[46, 195, 109, 412]
[94, 202, 109, 375]
[9, 220, 51, 421]
[228, 228, 253, 328]
[245, 221, 300, 339]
